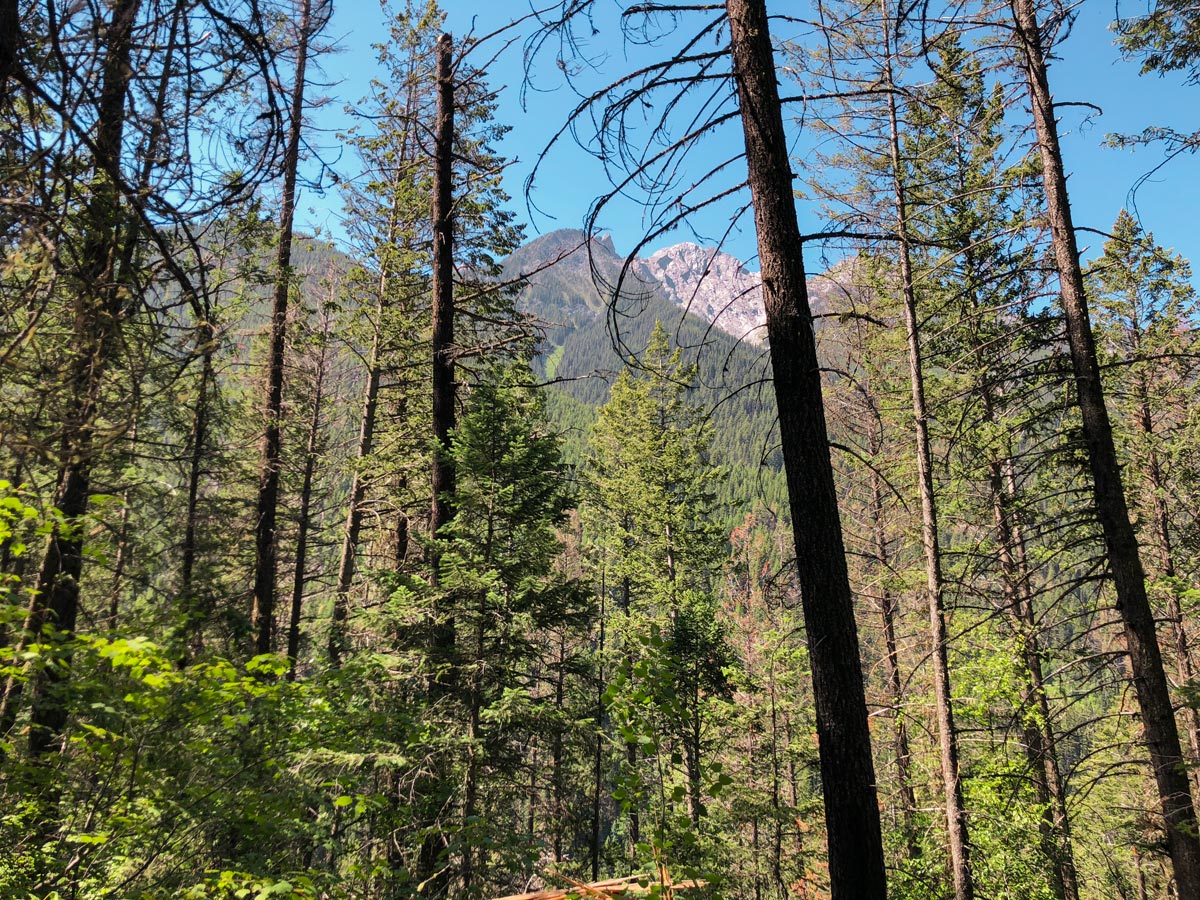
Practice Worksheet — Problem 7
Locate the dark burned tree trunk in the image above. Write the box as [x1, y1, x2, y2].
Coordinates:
[429, 31, 456, 553]
[0, 0, 18, 102]
[428, 30, 456, 649]
[1010, 0, 1200, 892]
[251, 0, 314, 656]
[415, 33, 457, 899]
[24, 0, 142, 759]
[725, 2, 887, 897]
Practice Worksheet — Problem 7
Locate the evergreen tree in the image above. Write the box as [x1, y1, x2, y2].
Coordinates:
[586, 323, 724, 606]
[388, 362, 591, 897]
[1115, 0, 1200, 156]
[583, 323, 733, 877]
[1088, 210, 1200, 786]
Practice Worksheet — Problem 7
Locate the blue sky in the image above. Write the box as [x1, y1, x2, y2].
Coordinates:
[308, 1, 1199, 278]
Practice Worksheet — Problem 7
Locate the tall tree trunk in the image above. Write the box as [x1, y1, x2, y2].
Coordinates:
[330, 235, 387, 667]
[861, 345, 918, 859]
[591, 567, 606, 882]
[528, 745, 539, 842]
[394, 392, 411, 566]
[286, 311, 330, 679]
[180, 321, 216, 662]
[428, 29, 456, 663]
[748, 720, 758, 900]
[988, 453, 1079, 900]
[1136, 380, 1200, 793]
[328, 309, 381, 664]
[415, 35, 458, 900]
[685, 688, 703, 829]
[26, 0, 142, 759]
[869, 458, 920, 861]
[101, 1, 178, 637]
[460, 605, 484, 894]
[251, 0, 314, 656]
[883, 40, 974, 895]
[329, 66, 419, 665]
[768, 667, 786, 898]
[725, 2, 886, 896]
[618, 565, 640, 862]
[553, 637, 566, 863]
[1010, 1, 1200, 892]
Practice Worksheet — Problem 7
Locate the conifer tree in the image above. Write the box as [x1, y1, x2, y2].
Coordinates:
[583, 323, 732, 872]
[1088, 211, 1200, 785]
[1009, 0, 1200, 888]
[389, 362, 590, 896]
[1115, 0, 1200, 156]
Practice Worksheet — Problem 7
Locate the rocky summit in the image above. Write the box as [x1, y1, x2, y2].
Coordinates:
[644, 242, 768, 345]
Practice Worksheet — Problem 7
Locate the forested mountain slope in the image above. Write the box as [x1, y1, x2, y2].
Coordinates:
[504, 229, 856, 514]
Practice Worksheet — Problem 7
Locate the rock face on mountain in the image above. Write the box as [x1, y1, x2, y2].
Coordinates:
[506, 228, 846, 347]
[644, 242, 767, 344]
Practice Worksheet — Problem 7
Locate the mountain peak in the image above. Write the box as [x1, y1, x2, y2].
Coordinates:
[507, 228, 840, 346]
[646, 242, 766, 344]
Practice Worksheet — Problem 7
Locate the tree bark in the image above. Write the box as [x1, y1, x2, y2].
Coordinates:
[869, 457, 919, 860]
[875, 14, 975, 887]
[428, 29, 456, 665]
[26, 0, 142, 759]
[1010, 0, 1200, 892]
[0, 0, 18, 103]
[414, 35, 457, 900]
[883, 52, 974, 900]
[591, 566, 606, 882]
[989, 454, 1079, 900]
[180, 321, 216, 662]
[251, 0, 314, 656]
[725, 2, 886, 897]
[553, 637, 566, 863]
[286, 310, 330, 679]
[1135, 379, 1200, 794]
[429, 31, 456, 547]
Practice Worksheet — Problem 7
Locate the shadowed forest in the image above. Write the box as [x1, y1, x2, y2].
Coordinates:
[2, 1, 1200, 898]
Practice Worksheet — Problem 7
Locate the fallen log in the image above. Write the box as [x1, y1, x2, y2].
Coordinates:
[492, 873, 705, 900]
